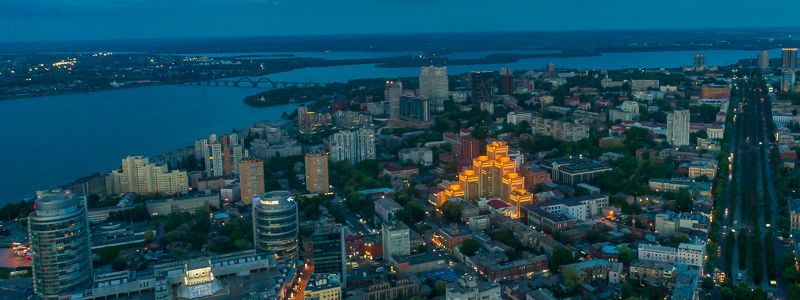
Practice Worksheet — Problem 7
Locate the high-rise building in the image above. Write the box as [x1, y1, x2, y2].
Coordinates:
[499, 67, 513, 95]
[29, 190, 93, 300]
[398, 95, 430, 122]
[758, 50, 770, 71]
[545, 62, 556, 74]
[667, 110, 691, 147]
[329, 128, 376, 164]
[386, 80, 403, 120]
[239, 159, 265, 205]
[783, 48, 798, 70]
[253, 191, 299, 259]
[310, 224, 346, 287]
[693, 53, 706, 70]
[440, 141, 533, 218]
[106, 155, 188, 195]
[419, 65, 449, 100]
[469, 71, 494, 103]
[305, 151, 330, 194]
[381, 221, 411, 261]
[782, 71, 797, 94]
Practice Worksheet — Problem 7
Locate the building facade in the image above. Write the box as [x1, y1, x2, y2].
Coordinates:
[239, 158, 265, 205]
[305, 151, 330, 194]
[329, 128, 376, 164]
[667, 110, 690, 146]
[29, 190, 94, 300]
[253, 191, 299, 259]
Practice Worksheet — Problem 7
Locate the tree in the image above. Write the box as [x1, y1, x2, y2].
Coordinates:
[549, 247, 574, 272]
[561, 266, 582, 292]
[112, 258, 127, 271]
[441, 201, 464, 223]
[459, 239, 480, 257]
[618, 246, 633, 266]
[676, 188, 693, 212]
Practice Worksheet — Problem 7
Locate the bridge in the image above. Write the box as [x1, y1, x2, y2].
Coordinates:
[181, 77, 327, 88]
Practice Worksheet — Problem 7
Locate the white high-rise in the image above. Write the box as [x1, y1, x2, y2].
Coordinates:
[107, 156, 188, 195]
[420, 66, 449, 111]
[329, 128, 376, 164]
[667, 110, 690, 147]
[381, 222, 410, 261]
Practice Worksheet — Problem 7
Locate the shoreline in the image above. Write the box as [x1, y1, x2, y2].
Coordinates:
[0, 46, 774, 102]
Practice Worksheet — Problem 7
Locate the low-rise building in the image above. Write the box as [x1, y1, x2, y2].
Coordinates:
[362, 278, 420, 300]
[629, 260, 675, 287]
[532, 117, 589, 142]
[432, 226, 472, 251]
[398, 147, 434, 166]
[648, 178, 712, 197]
[391, 252, 447, 274]
[539, 157, 612, 185]
[471, 253, 548, 282]
[536, 194, 609, 221]
[145, 193, 220, 216]
[655, 211, 709, 236]
[638, 242, 705, 268]
[687, 159, 718, 179]
[304, 273, 342, 300]
[560, 259, 623, 285]
[445, 277, 501, 300]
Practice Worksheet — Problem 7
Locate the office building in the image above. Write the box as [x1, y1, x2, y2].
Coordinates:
[29, 190, 94, 300]
[667, 110, 690, 146]
[329, 128, 376, 164]
[499, 67, 513, 94]
[253, 191, 299, 258]
[469, 71, 494, 103]
[239, 158, 265, 205]
[304, 273, 342, 300]
[782, 48, 798, 70]
[106, 155, 188, 196]
[310, 224, 346, 288]
[419, 65, 449, 109]
[305, 151, 330, 194]
[758, 50, 770, 71]
[382, 221, 411, 261]
[386, 80, 403, 120]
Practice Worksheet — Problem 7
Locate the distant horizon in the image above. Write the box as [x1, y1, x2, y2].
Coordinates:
[5, 26, 800, 45]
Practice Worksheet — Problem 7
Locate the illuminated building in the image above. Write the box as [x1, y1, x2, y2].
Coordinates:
[253, 191, 299, 259]
[304, 273, 342, 300]
[29, 190, 93, 300]
[304, 151, 330, 194]
[437, 141, 533, 218]
[239, 158, 265, 205]
[310, 224, 346, 288]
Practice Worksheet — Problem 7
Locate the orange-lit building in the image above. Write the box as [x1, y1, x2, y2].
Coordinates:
[435, 141, 533, 218]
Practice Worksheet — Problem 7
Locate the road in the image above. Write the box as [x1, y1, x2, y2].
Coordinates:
[720, 76, 787, 298]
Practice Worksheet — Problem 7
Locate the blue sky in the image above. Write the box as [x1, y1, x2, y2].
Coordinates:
[3, 0, 800, 42]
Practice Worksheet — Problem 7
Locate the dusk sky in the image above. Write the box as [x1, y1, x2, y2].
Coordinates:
[4, 0, 800, 42]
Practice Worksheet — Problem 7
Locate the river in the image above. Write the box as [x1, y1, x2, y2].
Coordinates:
[0, 48, 780, 204]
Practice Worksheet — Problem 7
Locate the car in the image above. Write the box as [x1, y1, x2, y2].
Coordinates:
[376, 267, 385, 273]
[737, 272, 743, 281]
